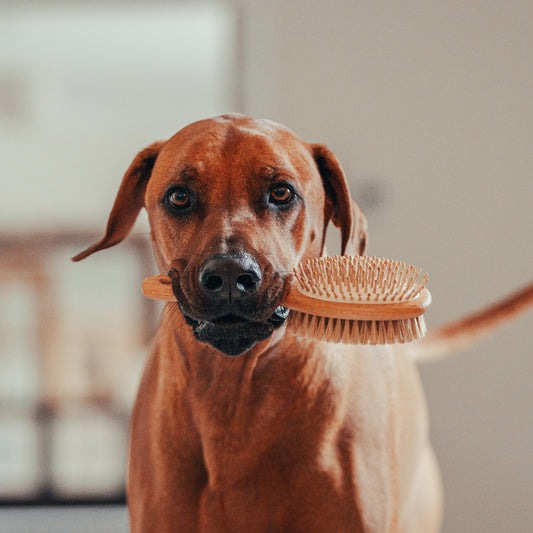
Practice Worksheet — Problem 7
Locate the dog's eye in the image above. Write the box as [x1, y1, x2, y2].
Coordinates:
[269, 184, 294, 205]
[167, 188, 191, 210]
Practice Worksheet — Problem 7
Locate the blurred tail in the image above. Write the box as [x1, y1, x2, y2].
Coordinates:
[412, 280, 533, 363]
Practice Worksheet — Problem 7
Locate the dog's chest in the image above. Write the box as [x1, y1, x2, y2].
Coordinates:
[182, 345, 403, 532]
[187, 356, 332, 479]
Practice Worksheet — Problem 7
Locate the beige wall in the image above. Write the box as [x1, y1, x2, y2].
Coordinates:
[241, 1, 533, 531]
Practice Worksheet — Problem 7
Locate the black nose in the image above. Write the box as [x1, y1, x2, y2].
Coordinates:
[199, 253, 262, 302]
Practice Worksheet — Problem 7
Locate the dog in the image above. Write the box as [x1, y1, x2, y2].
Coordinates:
[73, 114, 533, 532]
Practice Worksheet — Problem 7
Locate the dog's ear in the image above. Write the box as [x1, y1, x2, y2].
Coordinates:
[310, 144, 368, 256]
[72, 141, 165, 262]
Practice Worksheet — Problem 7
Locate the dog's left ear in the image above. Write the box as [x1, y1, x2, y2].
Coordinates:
[310, 144, 368, 256]
[72, 140, 166, 262]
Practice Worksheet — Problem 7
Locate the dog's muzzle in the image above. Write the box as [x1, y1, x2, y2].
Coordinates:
[170, 252, 289, 356]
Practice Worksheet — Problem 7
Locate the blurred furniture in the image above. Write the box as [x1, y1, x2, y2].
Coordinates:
[0, 231, 158, 504]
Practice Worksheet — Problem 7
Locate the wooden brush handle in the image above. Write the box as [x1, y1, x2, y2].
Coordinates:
[283, 285, 431, 320]
[142, 275, 174, 300]
[142, 275, 431, 320]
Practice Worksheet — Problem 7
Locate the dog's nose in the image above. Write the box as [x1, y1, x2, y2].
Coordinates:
[199, 253, 262, 301]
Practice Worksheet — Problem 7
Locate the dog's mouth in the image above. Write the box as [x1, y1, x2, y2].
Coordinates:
[210, 313, 248, 326]
[169, 263, 290, 356]
[208, 307, 289, 327]
[182, 305, 290, 356]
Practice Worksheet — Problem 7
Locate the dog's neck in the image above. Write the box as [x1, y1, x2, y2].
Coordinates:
[158, 309, 343, 487]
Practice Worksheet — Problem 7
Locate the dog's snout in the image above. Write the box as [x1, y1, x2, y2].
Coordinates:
[199, 253, 262, 301]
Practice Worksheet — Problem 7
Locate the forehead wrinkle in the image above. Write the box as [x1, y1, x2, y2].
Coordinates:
[180, 172, 201, 192]
[165, 133, 224, 187]
[163, 163, 202, 190]
[222, 130, 302, 177]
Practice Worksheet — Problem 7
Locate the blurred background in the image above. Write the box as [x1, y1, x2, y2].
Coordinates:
[0, 1, 531, 532]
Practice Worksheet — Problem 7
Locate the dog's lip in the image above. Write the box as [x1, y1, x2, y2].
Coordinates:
[209, 313, 248, 326]
[181, 310, 253, 328]
[181, 305, 289, 329]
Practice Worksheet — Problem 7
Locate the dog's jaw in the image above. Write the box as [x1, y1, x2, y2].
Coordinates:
[182, 305, 290, 356]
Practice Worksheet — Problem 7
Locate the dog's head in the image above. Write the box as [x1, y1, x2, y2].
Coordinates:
[73, 114, 367, 356]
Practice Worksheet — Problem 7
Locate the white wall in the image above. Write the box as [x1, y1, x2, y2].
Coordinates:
[0, 2, 238, 231]
[241, 1, 533, 531]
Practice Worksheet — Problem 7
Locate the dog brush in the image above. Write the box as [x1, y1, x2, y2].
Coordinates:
[141, 256, 431, 345]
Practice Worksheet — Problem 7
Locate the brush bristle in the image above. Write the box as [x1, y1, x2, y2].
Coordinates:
[287, 311, 427, 345]
[296, 256, 428, 303]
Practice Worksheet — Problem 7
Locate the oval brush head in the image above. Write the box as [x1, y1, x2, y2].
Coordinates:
[284, 256, 431, 345]
[141, 255, 431, 346]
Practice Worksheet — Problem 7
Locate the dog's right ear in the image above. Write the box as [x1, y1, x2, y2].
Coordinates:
[72, 141, 165, 262]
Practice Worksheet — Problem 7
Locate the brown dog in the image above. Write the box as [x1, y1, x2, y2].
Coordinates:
[73, 114, 533, 532]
